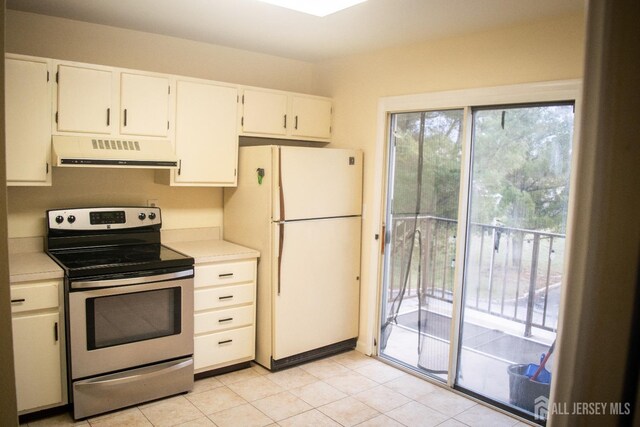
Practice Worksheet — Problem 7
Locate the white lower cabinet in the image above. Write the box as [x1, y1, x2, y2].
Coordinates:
[193, 259, 257, 373]
[10, 280, 66, 413]
[195, 327, 254, 371]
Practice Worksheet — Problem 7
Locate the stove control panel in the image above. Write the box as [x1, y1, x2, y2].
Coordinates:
[47, 207, 162, 230]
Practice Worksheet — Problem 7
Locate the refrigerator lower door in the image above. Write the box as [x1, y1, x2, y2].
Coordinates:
[272, 216, 361, 361]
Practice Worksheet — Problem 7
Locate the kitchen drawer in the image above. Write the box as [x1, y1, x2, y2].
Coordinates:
[10, 282, 59, 314]
[194, 261, 255, 288]
[194, 326, 254, 370]
[194, 305, 254, 335]
[194, 283, 254, 311]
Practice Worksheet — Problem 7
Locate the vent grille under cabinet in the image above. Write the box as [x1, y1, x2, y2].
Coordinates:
[92, 139, 141, 151]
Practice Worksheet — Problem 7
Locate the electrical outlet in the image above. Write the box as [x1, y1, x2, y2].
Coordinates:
[147, 199, 159, 208]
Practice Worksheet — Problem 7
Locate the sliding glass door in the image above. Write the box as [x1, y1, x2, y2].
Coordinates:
[457, 104, 574, 412]
[379, 101, 575, 420]
[380, 109, 464, 382]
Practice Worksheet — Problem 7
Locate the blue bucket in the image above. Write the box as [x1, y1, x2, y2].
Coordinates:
[523, 354, 551, 384]
[508, 364, 551, 413]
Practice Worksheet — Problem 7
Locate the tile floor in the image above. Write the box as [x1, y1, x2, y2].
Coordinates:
[21, 351, 530, 427]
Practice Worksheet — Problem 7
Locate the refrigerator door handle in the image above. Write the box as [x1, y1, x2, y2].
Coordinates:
[278, 148, 285, 221]
[278, 222, 285, 295]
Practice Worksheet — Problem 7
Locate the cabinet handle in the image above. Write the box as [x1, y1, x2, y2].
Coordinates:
[54, 322, 59, 342]
[46, 162, 49, 174]
[107, 108, 111, 126]
[123, 108, 128, 126]
[219, 273, 234, 278]
[283, 114, 287, 129]
[178, 160, 182, 176]
[218, 339, 233, 345]
[10, 298, 25, 304]
[218, 317, 233, 323]
[295, 115, 298, 130]
[219, 295, 234, 301]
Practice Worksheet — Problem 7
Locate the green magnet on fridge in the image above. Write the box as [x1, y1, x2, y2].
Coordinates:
[257, 168, 265, 185]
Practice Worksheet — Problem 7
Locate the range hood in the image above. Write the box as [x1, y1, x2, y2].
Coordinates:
[52, 136, 178, 169]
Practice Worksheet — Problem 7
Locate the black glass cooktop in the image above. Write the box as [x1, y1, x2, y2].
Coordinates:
[48, 244, 193, 278]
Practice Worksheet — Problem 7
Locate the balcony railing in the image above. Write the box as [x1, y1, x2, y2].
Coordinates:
[387, 214, 565, 336]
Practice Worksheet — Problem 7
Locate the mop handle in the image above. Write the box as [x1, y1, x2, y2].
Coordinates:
[531, 339, 556, 381]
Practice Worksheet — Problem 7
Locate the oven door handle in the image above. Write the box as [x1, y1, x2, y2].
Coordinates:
[71, 269, 193, 290]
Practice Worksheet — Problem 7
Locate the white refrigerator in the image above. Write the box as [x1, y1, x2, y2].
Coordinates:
[223, 145, 363, 370]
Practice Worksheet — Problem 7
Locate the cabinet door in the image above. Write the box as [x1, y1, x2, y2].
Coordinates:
[57, 65, 112, 134]
[5, 58, 51, 185]
[241, 89, 288, 136]
[290, 96, 332, 140]
[12, 312, 62, 412]
[175, 81, 238, 185]
[120, 73, 170, 137]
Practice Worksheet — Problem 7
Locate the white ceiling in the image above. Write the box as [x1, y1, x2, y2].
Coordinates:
[6, 0, 585, 62]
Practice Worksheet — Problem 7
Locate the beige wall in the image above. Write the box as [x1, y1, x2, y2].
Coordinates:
[1, 3, 20, 424]
[6, 10, 320, 93]
[316, 13, 585, 352]
[4, 10, 322, 238]
[7, 169, 224, 238]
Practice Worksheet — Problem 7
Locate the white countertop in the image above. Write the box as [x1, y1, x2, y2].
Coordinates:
[7, 233, 258, 283]
[10, 252, 64, 283]
[164, 239, 259, 264]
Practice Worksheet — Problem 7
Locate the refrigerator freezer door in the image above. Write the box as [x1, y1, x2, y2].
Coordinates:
[272, 216, 361, 361]
[276, 147, 362, 221]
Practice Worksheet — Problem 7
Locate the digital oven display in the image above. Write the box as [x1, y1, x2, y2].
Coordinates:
[90, 210, 126, 225]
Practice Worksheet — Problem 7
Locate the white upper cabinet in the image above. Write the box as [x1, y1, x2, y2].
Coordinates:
[290, 95, 332, 140]
[120, 73, 170, 137]
[241, 89, 288, 136]
[240, 88, 332, 142]
[5, 56, 52, 186]
[56, 64, 113, 134]
[169, 80, 238, 186]
[4, 54, 333, 188]
[56, 65, 171, 139]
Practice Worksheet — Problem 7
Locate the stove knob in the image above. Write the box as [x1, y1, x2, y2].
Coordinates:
[138, 213, 146, 221]
[148, 212, 157, 220]
[55, 215, 64, 224]
[67, 215, 76, 224]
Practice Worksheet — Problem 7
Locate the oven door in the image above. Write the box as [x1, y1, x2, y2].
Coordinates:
[68, 269, 194, 380]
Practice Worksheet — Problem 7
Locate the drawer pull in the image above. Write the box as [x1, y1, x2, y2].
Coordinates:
[218, 317, 234, 323]
[219, 273, 234, 278]
[218, 339, 233, 345]
[11, 298, 26, 304]
[54, 322, 59, 342]
[219, 295, 234, 301]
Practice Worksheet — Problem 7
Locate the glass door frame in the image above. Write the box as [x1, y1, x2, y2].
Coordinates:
[379, 107, 471, 386]
[372, 80, 582, 405]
